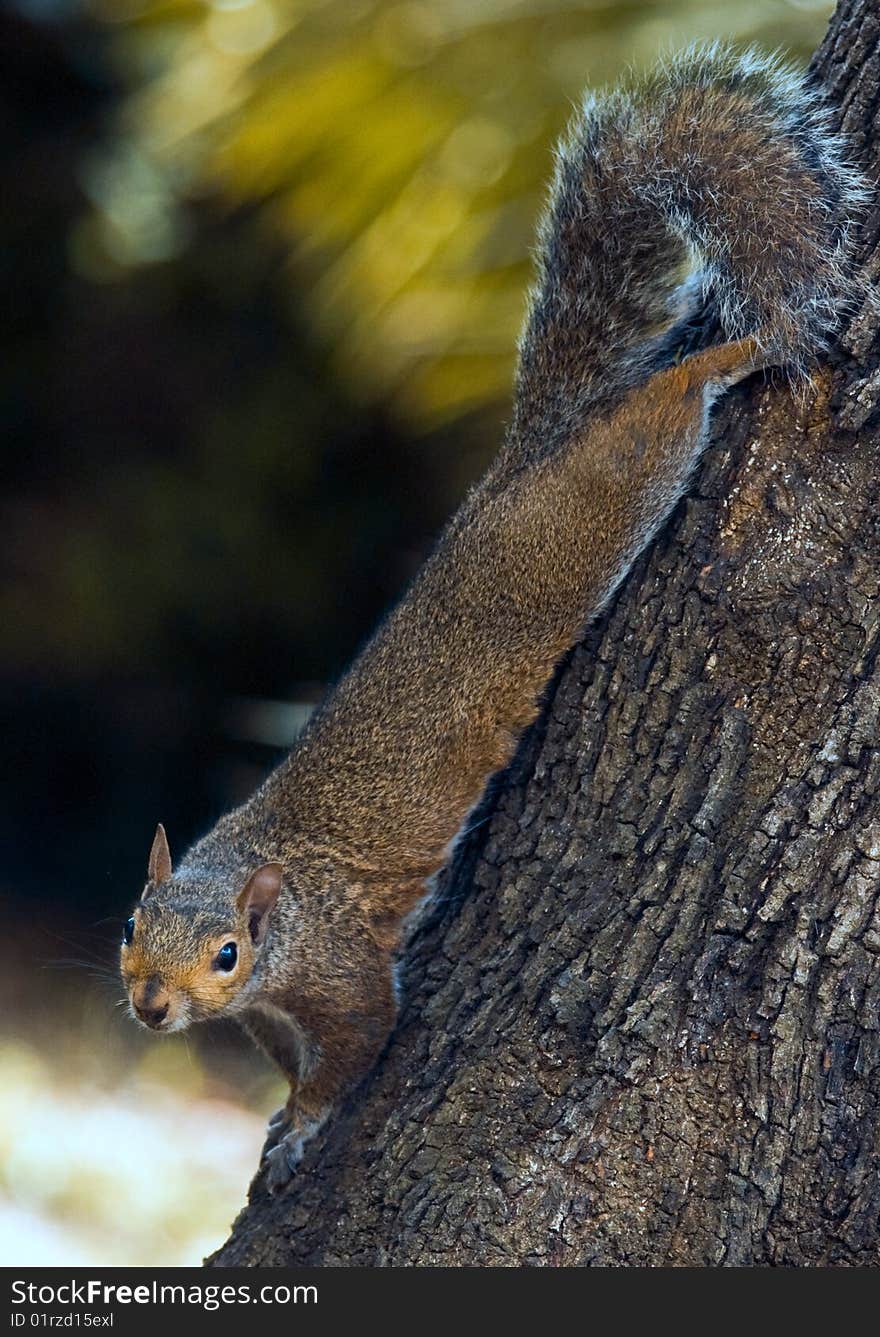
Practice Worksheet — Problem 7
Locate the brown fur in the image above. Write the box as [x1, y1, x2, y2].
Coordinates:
[119, 48, 866, 1191]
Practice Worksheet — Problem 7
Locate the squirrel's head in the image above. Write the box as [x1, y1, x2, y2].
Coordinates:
[119, 824, 283, 1033]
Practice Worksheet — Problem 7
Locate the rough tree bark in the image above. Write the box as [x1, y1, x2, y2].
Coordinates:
[212, 0, 880, 1267]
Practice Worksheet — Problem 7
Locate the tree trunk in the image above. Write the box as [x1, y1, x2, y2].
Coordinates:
[211, 0, 880, 1267]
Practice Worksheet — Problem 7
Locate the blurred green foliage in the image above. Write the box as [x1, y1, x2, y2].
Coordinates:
[85, 0, 833, 427]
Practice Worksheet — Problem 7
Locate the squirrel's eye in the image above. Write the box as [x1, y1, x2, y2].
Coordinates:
[122, 916, 135, 946]
[214, 941, 237, 972]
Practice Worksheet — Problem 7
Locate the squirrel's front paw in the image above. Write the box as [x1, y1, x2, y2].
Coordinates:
[263, 1125, 307, 1193]
[261, 1105, 329, 1193]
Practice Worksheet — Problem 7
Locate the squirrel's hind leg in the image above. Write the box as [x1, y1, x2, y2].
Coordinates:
[673, 335, 763, 394]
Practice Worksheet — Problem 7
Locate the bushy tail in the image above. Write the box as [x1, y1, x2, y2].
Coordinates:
[515, 44, 868, 436]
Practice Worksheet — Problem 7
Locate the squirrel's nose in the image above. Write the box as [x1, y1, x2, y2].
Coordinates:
[135, 1001, 169, 1028]
[132, 976, 171, 1028]
[132, 975, 171, 1028]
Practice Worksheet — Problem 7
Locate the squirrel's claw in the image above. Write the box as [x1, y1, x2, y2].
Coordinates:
[264, 1128, 305, 1193]
[261, 1103, 327, 1191]
[260, 1106, 290, 1158]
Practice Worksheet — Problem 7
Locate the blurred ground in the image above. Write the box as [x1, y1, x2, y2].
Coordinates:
[1, 0, 834, 1268]
[0, 922, 284, 1265]
[0, 1043, 271, 1266]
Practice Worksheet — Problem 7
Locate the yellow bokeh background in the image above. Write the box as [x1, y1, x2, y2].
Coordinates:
[79, 0, 833, 426]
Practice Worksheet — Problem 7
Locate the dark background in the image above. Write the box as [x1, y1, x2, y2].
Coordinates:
[1, 6, 456, 936]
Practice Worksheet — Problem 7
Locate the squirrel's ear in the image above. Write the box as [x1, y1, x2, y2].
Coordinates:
[145, 822, 172, 892]
[237, 863, 283, 944]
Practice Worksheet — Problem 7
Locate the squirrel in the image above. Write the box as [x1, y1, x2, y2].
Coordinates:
[120, 45, 867, 1192]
